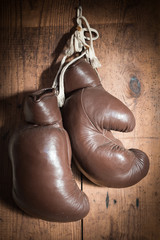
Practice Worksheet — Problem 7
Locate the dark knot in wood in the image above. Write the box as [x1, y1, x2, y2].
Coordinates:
[129, 76, 141, 97]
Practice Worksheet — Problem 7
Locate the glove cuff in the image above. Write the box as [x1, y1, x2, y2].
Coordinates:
[24, 88, 62, 126]
[64, 58, 101, 94]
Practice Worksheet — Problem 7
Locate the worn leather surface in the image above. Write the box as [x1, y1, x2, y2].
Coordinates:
[9, 88, 89, 222]
[62, 59, 150, 188]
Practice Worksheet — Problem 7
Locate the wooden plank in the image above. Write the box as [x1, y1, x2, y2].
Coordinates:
[1, 0, 145, 28]
[0, 1, 82, 240]
[82, 0, 160, 239]
[0, 0, 77, 29]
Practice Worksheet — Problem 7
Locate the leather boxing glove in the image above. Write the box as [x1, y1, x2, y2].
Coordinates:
[62, 59, 149, 188]
[9, 88, 89, 222]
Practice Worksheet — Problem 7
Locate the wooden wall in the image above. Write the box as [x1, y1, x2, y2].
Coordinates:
[0, 0, 160, 239]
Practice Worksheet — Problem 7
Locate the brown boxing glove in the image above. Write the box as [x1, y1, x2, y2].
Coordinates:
[62, 59, 149, 188]
[9, 88, 89, 222]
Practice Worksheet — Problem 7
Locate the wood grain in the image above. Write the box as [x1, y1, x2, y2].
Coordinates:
[82, 0, 160, 240]
[0, 0, 160, 240]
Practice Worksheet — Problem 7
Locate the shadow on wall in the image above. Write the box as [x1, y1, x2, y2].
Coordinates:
[39, 26, 76, 89]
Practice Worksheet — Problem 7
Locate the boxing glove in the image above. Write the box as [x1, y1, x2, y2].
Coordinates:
[62, 59, 149, 188]
[9, 88, 89, 222]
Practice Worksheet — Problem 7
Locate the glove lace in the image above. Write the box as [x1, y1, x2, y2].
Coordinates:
[52, 6, 101, 107]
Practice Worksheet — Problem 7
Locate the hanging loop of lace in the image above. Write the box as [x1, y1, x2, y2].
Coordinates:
[52, 6, 101, 107]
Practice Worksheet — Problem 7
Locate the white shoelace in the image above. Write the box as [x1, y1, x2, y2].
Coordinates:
[52, 6, 101, 107]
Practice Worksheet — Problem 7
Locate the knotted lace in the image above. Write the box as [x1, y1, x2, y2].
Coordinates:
[52, 6, 101, 107]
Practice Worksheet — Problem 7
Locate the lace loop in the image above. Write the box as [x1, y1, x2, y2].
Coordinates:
[52, 6, 101, 107]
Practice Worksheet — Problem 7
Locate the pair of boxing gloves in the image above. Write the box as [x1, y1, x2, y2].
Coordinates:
[9, 58, 149, 222]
